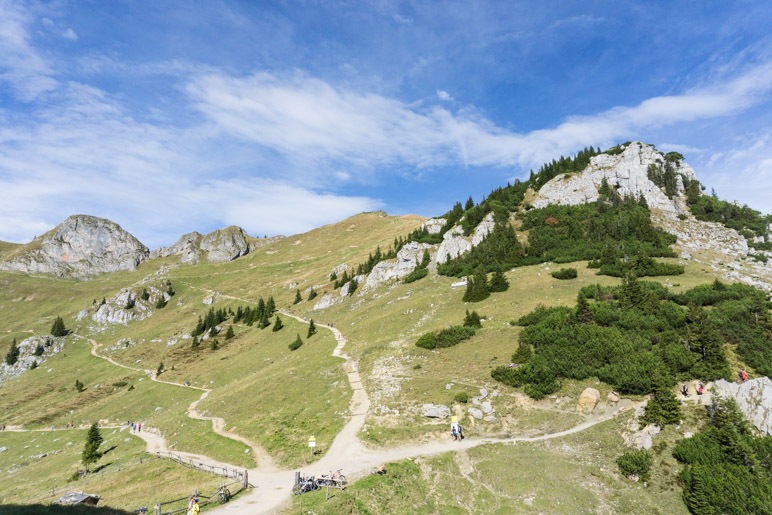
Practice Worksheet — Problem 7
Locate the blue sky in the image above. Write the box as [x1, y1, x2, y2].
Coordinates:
[1, 1, 770, 248]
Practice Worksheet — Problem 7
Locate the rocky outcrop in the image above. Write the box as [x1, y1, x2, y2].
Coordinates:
[422, 404, 451, 418]
[422, 218, 447, 235]
[151, 227, 283, 264]
[363, 242, 434, 291]
[532, 142, 695, 215]
[712, 377, 772, 435]
[0, 336, 65, 384]
[0, 215, 149, 279]
[436, 212, 495, 264]
[200, 226, 250, 262]
[150, 232, 203, 263]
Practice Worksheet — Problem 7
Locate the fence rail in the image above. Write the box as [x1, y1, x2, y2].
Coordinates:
[153, 451, 251, 487]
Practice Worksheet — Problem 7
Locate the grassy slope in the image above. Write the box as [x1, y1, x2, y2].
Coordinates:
[0, 210, 732, 510]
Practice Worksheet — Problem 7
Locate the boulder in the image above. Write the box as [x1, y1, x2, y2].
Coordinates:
[576, 387, 601, 414]
[421, 404, 451, 419]
[481, 401, 495, 414]
[468, 407, 484, 420]
[200, 226, 250, 262]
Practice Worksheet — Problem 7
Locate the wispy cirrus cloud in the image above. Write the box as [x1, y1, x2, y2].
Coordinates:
[187, 61, 772, 171]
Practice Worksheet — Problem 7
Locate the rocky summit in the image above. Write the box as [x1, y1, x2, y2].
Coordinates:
[0, 214, 148, 279]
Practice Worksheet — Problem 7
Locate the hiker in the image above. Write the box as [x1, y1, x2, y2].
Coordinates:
[681, 384, 689, 397]
[451, 425, 458, 441]
[138, 423, 142, 432]
[697, 382, 704, 395]
[189, 497, 200, 515]
[740, 370, 748, 383]
[457, 424, 464, 440]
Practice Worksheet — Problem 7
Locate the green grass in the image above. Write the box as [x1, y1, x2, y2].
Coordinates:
[0, 210, 758, 511]
[0, 428, 230, 512]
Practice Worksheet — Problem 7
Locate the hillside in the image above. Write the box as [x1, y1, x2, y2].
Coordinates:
[0, 144, 770, 514]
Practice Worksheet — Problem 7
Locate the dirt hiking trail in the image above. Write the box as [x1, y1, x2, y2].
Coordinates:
[84, 314, 637, 514]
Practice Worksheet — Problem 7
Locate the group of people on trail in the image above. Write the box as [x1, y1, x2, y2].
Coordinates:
[680, 382, 705, 397]
[128, 421, 142, 432]
[451, 421, 464, 441]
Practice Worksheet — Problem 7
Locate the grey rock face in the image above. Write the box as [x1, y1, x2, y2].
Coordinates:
[713, 377, 772, 435]
[422, 218, 447, 235]
[532, 142, 696, 215]
[200, 226, 250, 262]
[436, 212, 495, 264]
[0, 215, 149, 279]
[151, 232, 203, 263]
[421, 403, 451, 418]
[0, 335, 65, 384]
[363, 241, 434, 291]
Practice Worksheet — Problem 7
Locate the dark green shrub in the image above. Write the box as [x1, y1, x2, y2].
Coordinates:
[416, 325, 476, 350]
[551, 267, 578, 280]
[415, 332, 438, 350]
[616, 450, 652, 482]
[403, 268, 428, 283]
[454, 392, 469, 404]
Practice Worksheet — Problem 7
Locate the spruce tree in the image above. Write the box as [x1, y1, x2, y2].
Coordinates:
[347, 279, 358, 296]
[225, 326, 235, 340]
[488, 268, 509, 292]
[272, 316, 284, 332]
[125, 296, 135, 309]
[82, 422, 103, 473]
[191, 336, 200, 348]
[307, 319, 317, 338]
[258, 309, 270, 329]
[210, 338, 220, 350]
[140, 288, 150, 301]
[463, 268, 490, 302]
[51, 316, 68, 337]
[266, 296, 276, 315]
[5, 338, 19, 365]
[289, 334, 304, 351]
[75, 379, 85, 392]
[294, 290, 302, 304]
[308, 288, 318, 301]
[575, 294, 593, 324]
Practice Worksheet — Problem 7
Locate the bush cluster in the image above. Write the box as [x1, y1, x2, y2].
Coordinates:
[616, 450, 652, 482]
[416, 325, 476, 350]
[551, 268, 578, 280]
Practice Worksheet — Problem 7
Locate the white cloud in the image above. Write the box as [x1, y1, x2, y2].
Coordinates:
[0, 2, 57, 100]
[436, 89, 453, 101]
[62, 28, 78, 41]
[188, 61, 772, 172]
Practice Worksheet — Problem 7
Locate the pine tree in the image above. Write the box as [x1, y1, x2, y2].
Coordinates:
[125, 296, 135, 309]
[82, 422, 103, 473]
[75, 379, 85, 392]
[575, 294, 593, 324]
[463, 268, 490, 302]
[5, 338, 19, 365]
[191, 336, 200, 348]
[156, 362, 164, 376]
[51, 316, 68, 337]
[289, 334, 304, 351]
[307, 319, 317, 338]
[210, 338, 220, 350]
[420, 250, 431, 268]
[308, 288, 318, 301]
[293, 290, 302, 304]
[155, 296, 167, 309]
[266, 296, 276, 315]
[258, 309, 270, 329]
[488, 268, 509, 292]
[347, 279, 358, 296]
[272, 316, 284, 332]
[225, 326, 235, 340]
[140, 288, 150, 301]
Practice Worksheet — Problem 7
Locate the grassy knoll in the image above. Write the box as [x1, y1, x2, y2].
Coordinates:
[0, 427, 228, 512]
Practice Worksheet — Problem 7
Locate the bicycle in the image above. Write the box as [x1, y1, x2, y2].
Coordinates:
[217, 484, 231, 503]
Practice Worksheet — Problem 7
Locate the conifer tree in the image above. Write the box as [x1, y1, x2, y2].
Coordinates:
[294, 289, 302, 304]
[191, 336, 200, 348]
[51, 316, 68, 337]
[210, 339, 220, 350]
[266, 296, 276, 314]
[75, 379, 85, 392]
[155, 296, 167, 309]
[307, 288, 318, 301]
[225, 326, 235, 340]
[140, 288, 150, 301]
[258, 309, 270, 329]
[82, 422, 103, 473]
[307, 319, 317, 338]
[347, 279, 358, 296]
[463, 268, 490, 302]
[575, 294, 593, 324]
[488, 268, 509, 292]
[5, 338, 19, 365]
[289, 334, 304, 351]
[272, 316, 284, 332]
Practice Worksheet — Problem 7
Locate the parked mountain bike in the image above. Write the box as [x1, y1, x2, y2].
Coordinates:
[217, 484, 231, 503]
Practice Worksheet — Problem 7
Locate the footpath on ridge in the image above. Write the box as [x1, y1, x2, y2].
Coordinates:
[84, 313, 638, 514]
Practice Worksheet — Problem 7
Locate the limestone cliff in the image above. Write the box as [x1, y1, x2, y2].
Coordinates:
[151, 227, 284, 264]
[0, 215, 149, 279]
